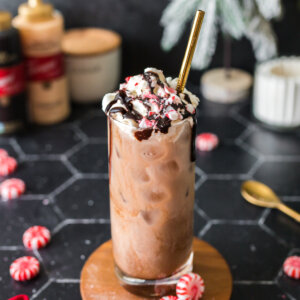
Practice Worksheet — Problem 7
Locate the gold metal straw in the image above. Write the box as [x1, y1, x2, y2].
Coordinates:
[176, 10, 205, 93]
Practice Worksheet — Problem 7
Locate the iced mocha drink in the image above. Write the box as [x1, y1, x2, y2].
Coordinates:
[102, 68, 199, 286]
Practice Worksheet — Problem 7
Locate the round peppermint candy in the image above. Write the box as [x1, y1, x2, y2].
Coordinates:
[0, 156, 17, 176]
[283, 256, 300, 279]
[176, 273, 205, 300]
[8, 295, 30, 300]
[0, 148, 8, 159]
[196, 133, 219, 152]
[160, 297, 178, 300]
[10, 256, 40, 281]
[23, 226, 51, 250]
[0, 178, 25, 200]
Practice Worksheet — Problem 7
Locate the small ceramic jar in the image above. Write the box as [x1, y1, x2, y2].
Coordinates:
[253, 57, 300, 129]
[62, 28, 121, 104]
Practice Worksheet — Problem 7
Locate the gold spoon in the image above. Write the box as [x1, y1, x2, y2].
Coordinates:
[241, 180, 300, 223]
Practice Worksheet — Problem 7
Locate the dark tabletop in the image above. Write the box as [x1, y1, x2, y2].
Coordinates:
[1, 88, 300, 300]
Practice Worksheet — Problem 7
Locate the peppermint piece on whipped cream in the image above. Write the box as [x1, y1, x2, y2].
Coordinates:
[102, 67, 199, 133]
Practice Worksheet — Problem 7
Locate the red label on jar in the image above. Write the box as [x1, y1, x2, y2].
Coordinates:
[0, 63, 25, 97]
[26, 53, 64, 81]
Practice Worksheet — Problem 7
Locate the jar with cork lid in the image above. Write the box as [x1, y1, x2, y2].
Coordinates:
[13, 0, 70, 125]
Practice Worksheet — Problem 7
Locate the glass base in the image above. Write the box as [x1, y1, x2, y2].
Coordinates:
[115, 252, 193, 298]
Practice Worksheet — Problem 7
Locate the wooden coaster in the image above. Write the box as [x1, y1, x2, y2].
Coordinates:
[80, 238, 232, 299]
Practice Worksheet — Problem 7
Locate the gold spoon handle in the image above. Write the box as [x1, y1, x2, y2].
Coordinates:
[277, 203, 300, 222]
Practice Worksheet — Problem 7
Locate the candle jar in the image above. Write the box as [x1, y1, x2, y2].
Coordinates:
[253, 57, 300, 130]
[62, 28, 121, 104]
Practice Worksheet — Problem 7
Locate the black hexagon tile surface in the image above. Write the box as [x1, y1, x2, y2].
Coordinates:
[254, 161, 300, 196]
[16, 125, 81, 155]
[9, 160, 73, 195]
[0, 199, 60, 246]
[244, 128, 300, 156]
[55, 178, 110, 219]
[197, 115, 246, 142]
[195, 180, 263, 220]
[202, 224, 288, 281]
[79, 114, 107, 139]
[196, 144, 257, 175]
[33, 282, 81, 300]
[231, 283, 286, 300]
[69, 143, 108, 174]
[0, 99, 299, 300]
[39, 223, 110, 279]
[264, 201, 300, 247]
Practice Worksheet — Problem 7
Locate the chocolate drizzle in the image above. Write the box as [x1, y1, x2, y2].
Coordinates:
[104, 69, 199, 146]
[155, 117, 171, 134]
[191, 116, 197, 162]
[135, 128, 153, 141]
[108, 90, 142, 122]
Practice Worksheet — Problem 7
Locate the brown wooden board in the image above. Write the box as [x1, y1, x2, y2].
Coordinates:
[80, 238, 232, 299]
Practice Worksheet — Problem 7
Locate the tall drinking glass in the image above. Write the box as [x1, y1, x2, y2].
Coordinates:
[108, 115, 195, 297]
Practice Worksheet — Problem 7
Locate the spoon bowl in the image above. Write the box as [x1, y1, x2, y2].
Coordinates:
[241, 180, 281, 208]
[241, 180, 300, 223]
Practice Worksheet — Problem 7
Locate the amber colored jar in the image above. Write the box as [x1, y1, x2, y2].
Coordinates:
[13, 0, 69, 125]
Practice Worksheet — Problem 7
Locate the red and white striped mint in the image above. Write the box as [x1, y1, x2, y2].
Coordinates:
[8, 295, 30, 300]
[160, 296, 178, 300]
[176, 273, 205, 300]
[0, 148, 8, 160]
[23, 226, 51, 250]
[196, 133, 219, 152]
[10, 256, 40, 281]
[0, 178, 25, 200]
[0, 156, 17, 176]
[283, 256, 300, 279]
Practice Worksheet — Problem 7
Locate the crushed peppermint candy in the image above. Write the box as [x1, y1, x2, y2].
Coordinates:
[102, 67, 199, 136]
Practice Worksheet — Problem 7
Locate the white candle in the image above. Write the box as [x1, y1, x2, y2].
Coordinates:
[253, 57, 300, 129]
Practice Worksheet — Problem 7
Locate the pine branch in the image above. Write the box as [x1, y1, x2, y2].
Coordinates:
[218, 0, 246, 39]
[192, 0, 218, 69]
[255, 0, 282, 20]
[160, 0, 201, 51]
[245, 13, 278, 61]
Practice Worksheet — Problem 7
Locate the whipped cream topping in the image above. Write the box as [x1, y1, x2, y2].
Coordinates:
[102, 67, 199, 137]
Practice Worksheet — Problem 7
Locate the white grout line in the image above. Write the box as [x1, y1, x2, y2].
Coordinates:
[247, 156, 265, 177]
[233, 280, 275, 285]
[0, 246, 24, 250]
[18, 194, 47, 200]
[194, 203, 210, 221]
[282, 196, 300, 202]
[259, 223, 289, 247]
[52, 218, 110, 236]
[206, 174, 250, 180]
[198, 221, 212, 237]
[258, 208, 271, 225]
[31, 279, 53, 299]
[70, 122, 89, 142]
[55, 278, 81, 283]
[49, 175, 79, 198]
[64, 139, 88, 158]
[264, 155, 300, 162]
[60, 156, 81, 176]
[236, 139, 263, 159]
[211, 219, 258, 225]
[235, 124, 256, 143]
